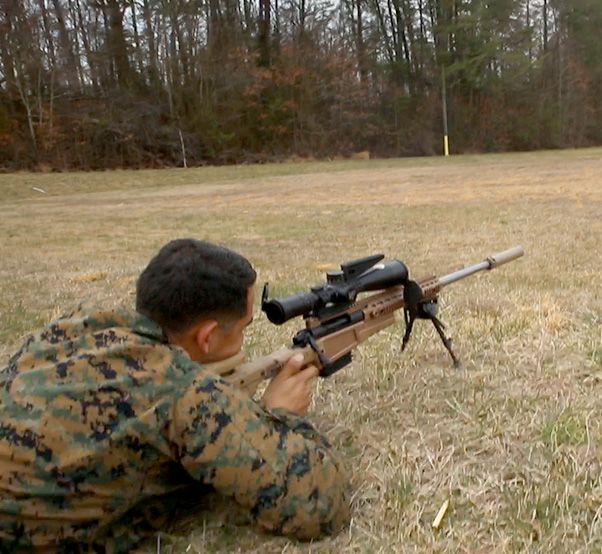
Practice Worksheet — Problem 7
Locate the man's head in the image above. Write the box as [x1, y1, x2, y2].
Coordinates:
[136, 239, 256, 362]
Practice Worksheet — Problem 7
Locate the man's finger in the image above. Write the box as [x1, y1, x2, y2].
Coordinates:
[278, 353, 305, 377]
[297, 364, 319, 381]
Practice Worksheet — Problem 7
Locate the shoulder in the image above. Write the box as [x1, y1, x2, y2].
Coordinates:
[3, 302, 189, 389]
[28, 302, 169, 347]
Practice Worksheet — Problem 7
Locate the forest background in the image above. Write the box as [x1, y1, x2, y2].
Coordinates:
[1, 0, 601, 170]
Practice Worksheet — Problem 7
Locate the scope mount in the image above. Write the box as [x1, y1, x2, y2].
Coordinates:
[262, 253, 388, 319]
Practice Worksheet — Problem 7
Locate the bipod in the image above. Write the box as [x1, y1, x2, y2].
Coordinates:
[402, 283, 462, 368]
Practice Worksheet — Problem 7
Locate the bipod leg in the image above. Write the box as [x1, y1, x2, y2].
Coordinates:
[401, 309, 415, 352]
[430, 316, 462, 368]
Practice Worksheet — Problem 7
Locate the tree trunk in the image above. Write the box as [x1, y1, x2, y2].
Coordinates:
[259, 0, 271, 66]
[51, 0, 81, 90]
[105, 0, 133, 89]
[72, 0, 100, 91]
[142, 0, 160, 87]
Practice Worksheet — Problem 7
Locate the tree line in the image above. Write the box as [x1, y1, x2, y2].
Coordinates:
[1, 0, 601, 170]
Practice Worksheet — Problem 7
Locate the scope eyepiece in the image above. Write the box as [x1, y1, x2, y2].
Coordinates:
[262, 290, 321, 325]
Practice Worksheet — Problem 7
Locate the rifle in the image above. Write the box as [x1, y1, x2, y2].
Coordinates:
[217, 246, 524, 392]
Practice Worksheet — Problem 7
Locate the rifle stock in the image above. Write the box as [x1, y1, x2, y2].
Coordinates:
[217, 246, 524, 393]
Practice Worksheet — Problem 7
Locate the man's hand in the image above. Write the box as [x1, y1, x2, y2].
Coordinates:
[261, 353, 319, 416]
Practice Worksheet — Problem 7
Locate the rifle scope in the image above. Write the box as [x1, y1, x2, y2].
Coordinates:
[263, 259, 409, 324]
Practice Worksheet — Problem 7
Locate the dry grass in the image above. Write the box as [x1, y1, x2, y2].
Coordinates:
[1, 148, 601, 553]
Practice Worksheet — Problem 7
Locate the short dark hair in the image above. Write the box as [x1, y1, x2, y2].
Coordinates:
[136, 239, 256, 334]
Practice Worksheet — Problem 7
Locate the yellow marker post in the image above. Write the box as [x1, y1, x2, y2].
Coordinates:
[441, 65, 449, 157]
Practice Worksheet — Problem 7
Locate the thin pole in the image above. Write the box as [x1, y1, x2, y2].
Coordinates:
[441, 65, 449, 156]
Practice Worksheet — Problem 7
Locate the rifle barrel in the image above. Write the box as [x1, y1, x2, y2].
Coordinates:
[438, 246, 524, 287]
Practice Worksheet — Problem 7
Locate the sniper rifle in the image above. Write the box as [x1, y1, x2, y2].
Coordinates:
[217, 246, 524, 392]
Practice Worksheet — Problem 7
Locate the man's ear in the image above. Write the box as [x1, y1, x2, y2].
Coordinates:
[194, 320, 220, 353]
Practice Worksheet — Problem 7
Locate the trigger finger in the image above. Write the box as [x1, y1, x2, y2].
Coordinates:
[304, 364, 319, 379]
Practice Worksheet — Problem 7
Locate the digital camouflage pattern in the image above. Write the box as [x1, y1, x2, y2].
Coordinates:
[0, 302, 349, 552]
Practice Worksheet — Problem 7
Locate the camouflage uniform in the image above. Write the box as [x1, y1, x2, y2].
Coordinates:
[0, 302, 349, 552]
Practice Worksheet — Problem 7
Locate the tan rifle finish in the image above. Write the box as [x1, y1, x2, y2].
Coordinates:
[214, 246, 524, 394]
[213, 283, 423, 394]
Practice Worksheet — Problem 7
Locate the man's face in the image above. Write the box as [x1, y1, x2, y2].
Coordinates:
[210, 286, 255, 361]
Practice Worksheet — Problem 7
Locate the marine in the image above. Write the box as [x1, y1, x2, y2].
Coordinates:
[0, 239, 350, 552]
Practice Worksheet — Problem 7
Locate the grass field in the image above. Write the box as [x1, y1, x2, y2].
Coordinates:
[1, 148, 601, 553]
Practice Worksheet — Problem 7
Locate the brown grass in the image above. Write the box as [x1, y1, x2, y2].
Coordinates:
[1, 148, 602, 553]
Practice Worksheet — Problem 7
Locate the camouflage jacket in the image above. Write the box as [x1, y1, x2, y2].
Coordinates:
[0, 303, 349, 552]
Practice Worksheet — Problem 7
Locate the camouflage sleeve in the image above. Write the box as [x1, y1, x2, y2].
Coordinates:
[170, 373, 350, 539]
